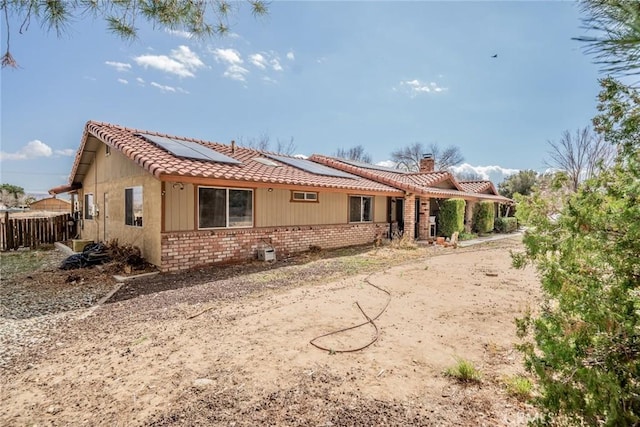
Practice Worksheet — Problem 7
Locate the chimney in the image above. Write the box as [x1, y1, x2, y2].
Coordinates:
[419, 153, 435, 173]
[231, 140, 236, 154]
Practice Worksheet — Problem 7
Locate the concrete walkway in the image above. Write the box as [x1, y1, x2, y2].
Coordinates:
[456, 231, 524, 248]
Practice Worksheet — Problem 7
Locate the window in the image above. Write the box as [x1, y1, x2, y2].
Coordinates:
[125, 187, 143, 227]
[84, 193, 94, 219]
[291, 191, 318, 202]
[349, 195, 373, 222]
[199, 187, 253, 229]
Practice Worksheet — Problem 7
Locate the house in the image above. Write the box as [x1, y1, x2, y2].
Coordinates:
[29, 197, 71, 213]
[49, 121, 405, 272]
[50, 121, 512, 272]
[308, 154, 512, 239]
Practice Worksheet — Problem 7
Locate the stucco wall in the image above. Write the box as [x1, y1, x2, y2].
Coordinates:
[78, 138, 162, 265]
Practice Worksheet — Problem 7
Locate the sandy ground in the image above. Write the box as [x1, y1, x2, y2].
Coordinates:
[0, 237, 540, 426]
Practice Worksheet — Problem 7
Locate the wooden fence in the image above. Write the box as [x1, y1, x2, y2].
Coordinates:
[0, 213, 74, 251]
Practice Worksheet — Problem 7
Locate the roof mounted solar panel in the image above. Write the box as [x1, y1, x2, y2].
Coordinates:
[266, 154, 356, 179]
[338, 158, 408, 174]
[138, 133, 241, 165]
[252, 157, 282, 167]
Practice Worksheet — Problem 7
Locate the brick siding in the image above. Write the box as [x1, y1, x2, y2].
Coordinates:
[160, 223, 387, 272]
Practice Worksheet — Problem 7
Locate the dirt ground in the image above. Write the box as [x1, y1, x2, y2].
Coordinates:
[0, 236, 540, 426]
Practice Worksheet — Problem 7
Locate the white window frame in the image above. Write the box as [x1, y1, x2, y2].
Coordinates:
[291, 191, 318, 202]
[84, 193, 94, 220]
[198, 186, 254, 229]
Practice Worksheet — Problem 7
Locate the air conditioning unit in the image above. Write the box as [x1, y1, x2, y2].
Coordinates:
[257, 247, 276, 262]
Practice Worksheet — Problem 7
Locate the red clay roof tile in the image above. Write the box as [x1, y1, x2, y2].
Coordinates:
[309, 154, 511, 203]
[60, 121, 402, 195]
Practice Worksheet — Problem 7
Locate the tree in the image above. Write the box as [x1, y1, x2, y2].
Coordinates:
[545, 126, 615, 192]
[1, 0, 268, 68]
[454, 171, 485, 181]
[0, 183, 25, 207]
[237, 133, 270, 151]
[513, 77, 640, 425]
[497, 169, 538, 199]
[574, 0, 640, 77]
[274, 137, 296, 156]
[237, 134, 296, 155]
[334, 145, 372, 163]
[390, 142, 463, 172]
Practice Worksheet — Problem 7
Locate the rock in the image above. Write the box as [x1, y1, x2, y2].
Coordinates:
[193, 378, 214, 388]
[47, 405, 62, 415]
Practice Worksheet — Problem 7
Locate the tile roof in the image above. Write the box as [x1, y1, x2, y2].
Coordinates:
[458, 180, 499, 195]
[57, 121, 403, 194]
[309, 154, 512, 203]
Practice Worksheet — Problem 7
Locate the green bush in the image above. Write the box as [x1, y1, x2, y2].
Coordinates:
[472, 201, 494, 234]
[503, 375, 533, 401]
[458, 232, 477, 241]
[513, 78, 640, 426]
[438, 198, 465, 237]
[495, 216, 518, 233]
[444, 358, 482, 383]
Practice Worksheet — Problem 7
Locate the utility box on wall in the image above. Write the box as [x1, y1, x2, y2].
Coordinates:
[72, 239, 94, 252]
[257, 247, 276, 262]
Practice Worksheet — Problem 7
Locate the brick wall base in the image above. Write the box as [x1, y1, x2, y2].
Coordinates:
[160, 223, 388, 272]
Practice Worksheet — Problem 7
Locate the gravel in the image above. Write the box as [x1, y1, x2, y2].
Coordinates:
[0, 249, 119, 369]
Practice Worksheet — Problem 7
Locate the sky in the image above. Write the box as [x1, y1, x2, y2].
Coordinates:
[1, 1, 605, 196]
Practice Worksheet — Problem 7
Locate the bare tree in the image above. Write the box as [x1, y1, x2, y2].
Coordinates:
[334, 145, 372, 163]
[455, 171, 485, 181]
[237, 133, 270, 151]
[433, 143, 464, 171]
[275, 137, 296, 156]
[237, 133, 296, 155]
[545, 126, 616, 192]
[390, 142, 464, 172]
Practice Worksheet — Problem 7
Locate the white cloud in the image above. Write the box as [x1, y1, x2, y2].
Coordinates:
[166, 29, 193, 39]
[212, 48, 250, 81]
[249, 52, 283, 72]
[450, 163, 519, 183]
[374, 160, 518, 184]
[376, 160, 397, 168]
[105, 61, 132, 72]
[223, 65, 249, 82]
[134, 45, 204, 78]
[117, 78, 128, 84]
[0, 140, 53, 161]
[136, 77, 145, 85]
[151, 82, 176, 92]
[171, 45, 205, 70]
[262, 76, 277, 84]
[212, 48, 243, 65]
[150, 81, 189, 94]
[54, 149, 76, 156]
[286, 51, 295, 61]
[270, 58, 283, 71]
[398, 79, 447, 97]
[249, 53, 267, 69]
